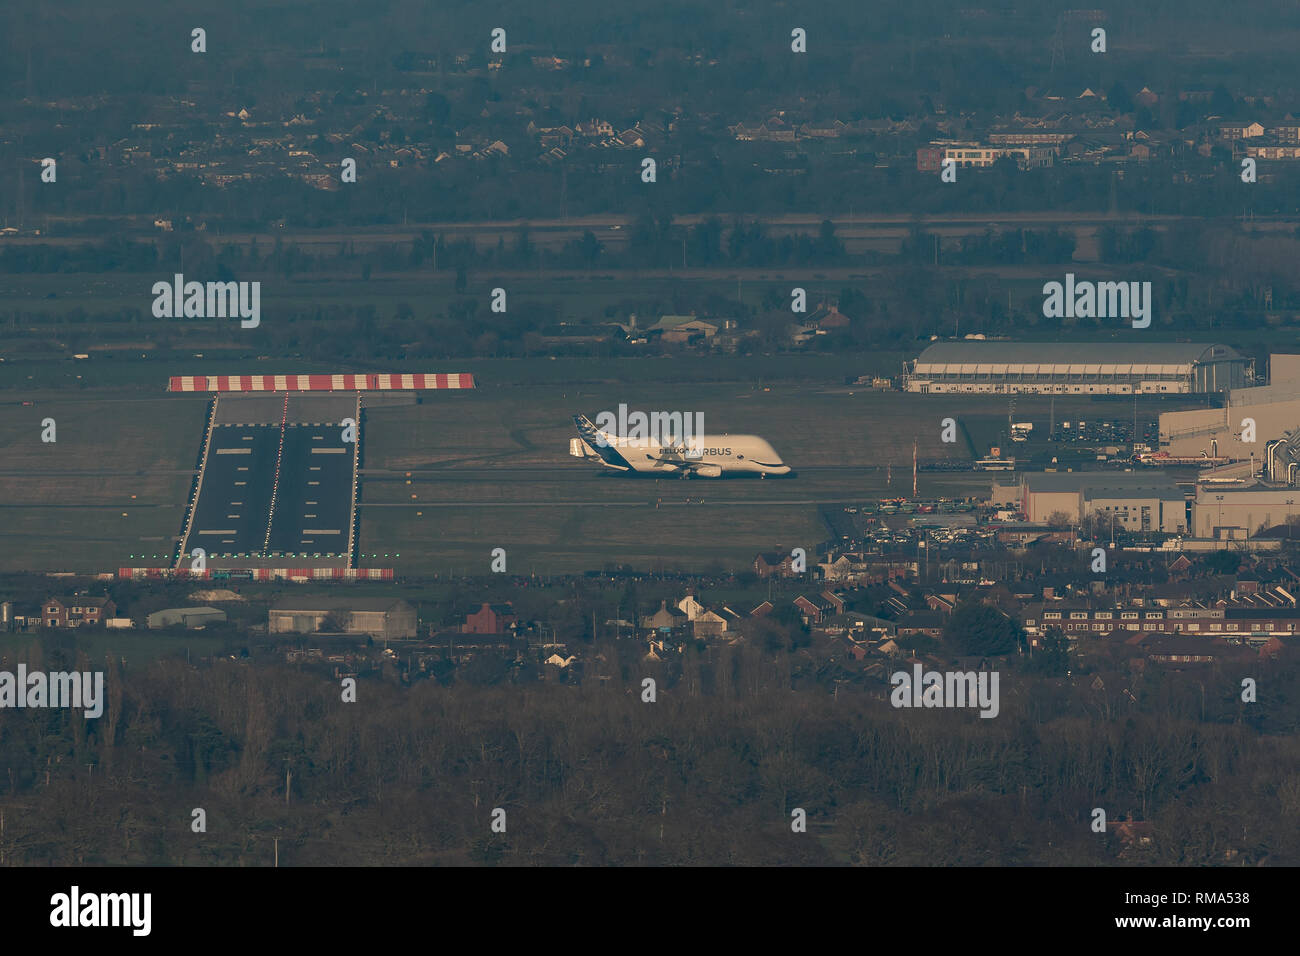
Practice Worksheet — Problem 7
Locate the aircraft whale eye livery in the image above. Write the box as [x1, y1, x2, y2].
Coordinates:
[569, 414, 794, 478]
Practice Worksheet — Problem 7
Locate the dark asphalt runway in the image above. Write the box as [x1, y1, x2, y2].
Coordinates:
[184, 421, 356, 559]
[267, 424, 354, 555]
[186, 423, 279, 555]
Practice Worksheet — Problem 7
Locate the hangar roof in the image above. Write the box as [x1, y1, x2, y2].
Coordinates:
[1025, 472, 1181, 494]
[913, 342, 1242, 376]
[270, 597, 411, 612]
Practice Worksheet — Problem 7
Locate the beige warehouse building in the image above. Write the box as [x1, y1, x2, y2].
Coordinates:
[906, 342, 1250, 395]
[1192, 486, 1300, 539]
[269, 596, 417, 640]
[1161, 353, 1300, 458]
[1012, 472, 1187, 532]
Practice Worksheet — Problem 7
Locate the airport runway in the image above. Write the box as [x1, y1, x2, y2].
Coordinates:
[183, 420, 356, 558]
[186, 423, 279, 554]
[360, 499, 907, 507]
[358, 465, 889, 481]
[267, 425, 355, 554]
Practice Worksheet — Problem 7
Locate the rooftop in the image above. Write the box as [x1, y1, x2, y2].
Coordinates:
[1026, 472, 1182, 494]
[913, 341, 1242, 373]
[270, 597, 410, 612]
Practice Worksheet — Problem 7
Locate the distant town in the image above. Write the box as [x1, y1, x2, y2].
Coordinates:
[3, 0, 1300, 882]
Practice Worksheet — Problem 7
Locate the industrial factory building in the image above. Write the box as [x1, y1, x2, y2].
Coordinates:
[1011, 472, 1188, 532]
[1192, 486, 1300, 539]
[1161, 354, 1300, 460]
[904, 342, 1250, 395]
[268, 597, 417, 640]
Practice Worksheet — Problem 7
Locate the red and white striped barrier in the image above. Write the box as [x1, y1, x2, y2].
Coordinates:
[168, 373, 475, 392]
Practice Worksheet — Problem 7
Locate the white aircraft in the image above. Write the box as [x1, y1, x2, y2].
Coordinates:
[569, 414, 794, 478]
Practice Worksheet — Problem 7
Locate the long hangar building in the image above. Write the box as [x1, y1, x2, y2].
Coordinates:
[903, 342, 1250, 395]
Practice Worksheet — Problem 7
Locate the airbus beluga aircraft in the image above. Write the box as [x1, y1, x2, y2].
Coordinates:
[569, 414, 794, 478]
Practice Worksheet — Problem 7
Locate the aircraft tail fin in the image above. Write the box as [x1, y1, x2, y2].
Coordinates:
[573, 414, 606, 446]
[573, 414, 629, 469]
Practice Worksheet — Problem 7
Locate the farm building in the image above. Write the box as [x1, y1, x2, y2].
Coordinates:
[268, 597, 417, 640]
[147, 606, 227, 629]
[904, 342, 1250, 395]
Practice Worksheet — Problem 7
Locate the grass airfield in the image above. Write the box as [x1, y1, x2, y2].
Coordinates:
[0, 366, 1201, 574]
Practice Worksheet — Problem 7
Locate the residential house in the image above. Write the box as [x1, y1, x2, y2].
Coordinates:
[677, 593, 707, 620]
[819, 590, 847, 616]
[925, 594, 957, 614]
[576, 118, 614, 138]
[692, 610, 729, 639]
[1246, 143, 1300, 160]
[794, 594, 837, 625]
[1219, 122, 1265, 140]
[646, 600, 687, 633]
[754, 551, 797, 578]
[808, 303, 850, 330]
[1123, 632, 1255, 668]
[463, 602, 517, 635]
[800, 120, 846, 139]
[894, 610, 946, 639]
[43, 596, 116, 628]
[617, 127, 647, 148]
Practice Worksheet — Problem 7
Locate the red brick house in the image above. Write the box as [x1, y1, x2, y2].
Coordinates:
[1123, 632, 1253, 668]
[895, 610, 946, 639]
[916, 146, 942, 171]
[794, 594, 836, 625]
[819, 590, 847, 615]
[925, 593, 956, 614]
[463, 602, 517, 635]
[43, 596, 116, 628]
[808, 304, 851, 330]
[754, 551, 796, 578]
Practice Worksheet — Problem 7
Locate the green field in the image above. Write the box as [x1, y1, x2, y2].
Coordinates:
[0, 350, 1212, 574]
[350, 385, 1191, 574]
[0, 396, 205, 570]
